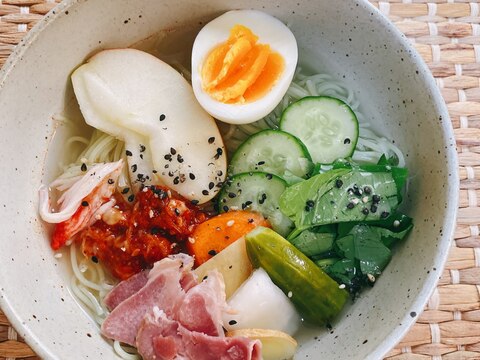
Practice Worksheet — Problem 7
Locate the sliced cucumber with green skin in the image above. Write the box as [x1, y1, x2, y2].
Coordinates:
[229, 129, 312, 184]
[280, 96, 359, 164]
[217, 172, 294, 236]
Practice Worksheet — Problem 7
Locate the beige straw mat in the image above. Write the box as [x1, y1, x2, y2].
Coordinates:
[1, 0, 480, 359]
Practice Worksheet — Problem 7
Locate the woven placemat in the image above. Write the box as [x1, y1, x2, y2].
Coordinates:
[1, 1, 479, 359]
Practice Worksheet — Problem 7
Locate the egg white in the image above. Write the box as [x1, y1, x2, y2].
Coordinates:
[191, 10, 298, 124]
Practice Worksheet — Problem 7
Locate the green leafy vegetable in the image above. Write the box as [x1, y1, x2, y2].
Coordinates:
[289, 225, 336, 257]
[279, 169, 400, 233]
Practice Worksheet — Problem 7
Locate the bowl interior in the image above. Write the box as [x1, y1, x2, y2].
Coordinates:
[0, 0, 458, 359]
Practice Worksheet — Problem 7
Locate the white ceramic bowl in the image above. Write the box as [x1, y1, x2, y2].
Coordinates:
[0, 1, 458, 359]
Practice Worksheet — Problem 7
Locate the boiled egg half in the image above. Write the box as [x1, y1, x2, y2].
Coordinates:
[191, 10, 298, 124]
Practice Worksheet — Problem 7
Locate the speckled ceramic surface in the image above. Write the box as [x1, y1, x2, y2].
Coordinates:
[0, 0, 458, 359]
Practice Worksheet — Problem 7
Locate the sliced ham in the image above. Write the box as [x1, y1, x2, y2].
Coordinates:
[101, 255, 194, 345]
[102, 254, 262, 359]
[136, 308, 183, 360]
[176, 270, 227, 336]
[136, 307, 261, 360]
[179, 327, 261, 360]
[103, 269, 149, 311]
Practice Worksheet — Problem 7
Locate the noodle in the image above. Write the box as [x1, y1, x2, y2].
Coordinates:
[220, 68, 405, 167]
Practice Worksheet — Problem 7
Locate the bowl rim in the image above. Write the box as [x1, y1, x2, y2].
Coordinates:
[0, 0, 460, 359]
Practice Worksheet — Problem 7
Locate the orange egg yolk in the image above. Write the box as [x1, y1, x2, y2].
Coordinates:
[201, 24, 285, 104]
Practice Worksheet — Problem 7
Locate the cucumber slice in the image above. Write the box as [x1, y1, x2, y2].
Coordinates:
[280, 96, 359, 164]
[229, 129, 312, 184]
[218, 172, 293, 236]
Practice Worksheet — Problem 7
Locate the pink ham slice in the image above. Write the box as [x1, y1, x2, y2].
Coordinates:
[102, 254, 262, 360]
[136, 308, 262, 360]
[103, 255, 197, 312]
[101, 255, 195, 345]
[103, 269, 149, 311]
[176, 270, 226, 336]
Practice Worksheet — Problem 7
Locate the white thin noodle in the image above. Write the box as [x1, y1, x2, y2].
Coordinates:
[57, 129, 131, 194]
[59, 67, 406, 360]
[220, 68, 405, 167]
[69, 243, 137, 359]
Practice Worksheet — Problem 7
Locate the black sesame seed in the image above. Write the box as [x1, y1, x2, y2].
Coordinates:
[228, 320, 237, 326]
[245, 200, 253, 207]
[131, 164, 137, 173]
[128, 194, 135, 202]
[344, 138, 351, 144]
[305, 205, 311, 211]
[217, 170, 223, 176]
[209, 182, 214, 190]
[174, 208, 180, 216]
[248, 218, 254, 223]
[189, 173, 196, 180]
[164, 154, 172, 161]
[380, 211, 390, 219]
[364, 186, 372, 194]
[159, 114, 166, 121]
[266, 173, 273, 180]
[153, 170, 158, 174]
[81, 163, 87, 172]
[191, 200, 199, 205]
[257, 161, 265, 165]
[173, 177, 180, 185]
[259, 193, 267, 205]
[223, 205, 229, 212]
[372, 194, 381, 203]
[335, 179, 343, 188]
[81, 201, 89, 207]
[91, 256, 98, 263]
[139, 144, 146, 152]
[353, 184, 362, 196]
[107, 179, 114, 185]
[306, 200, 315, 207]
[228, 192, 236, 198]
[202, 190, 209, 196]
[170, 147, 177, 155]
[159, 190, 168, 199]
[347, 202, 355, 209]
[362, 208, 369, 215]
[208, 136, 215, 144]
[370, 204, 378, 213]
[121, 187, 130, 194]
[125, 150, 133, 156]
[177, 155, 184, 163]
[208, 250, 217, 256]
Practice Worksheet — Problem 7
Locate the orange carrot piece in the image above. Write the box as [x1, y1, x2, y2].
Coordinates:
[187, 210, 270, 266]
